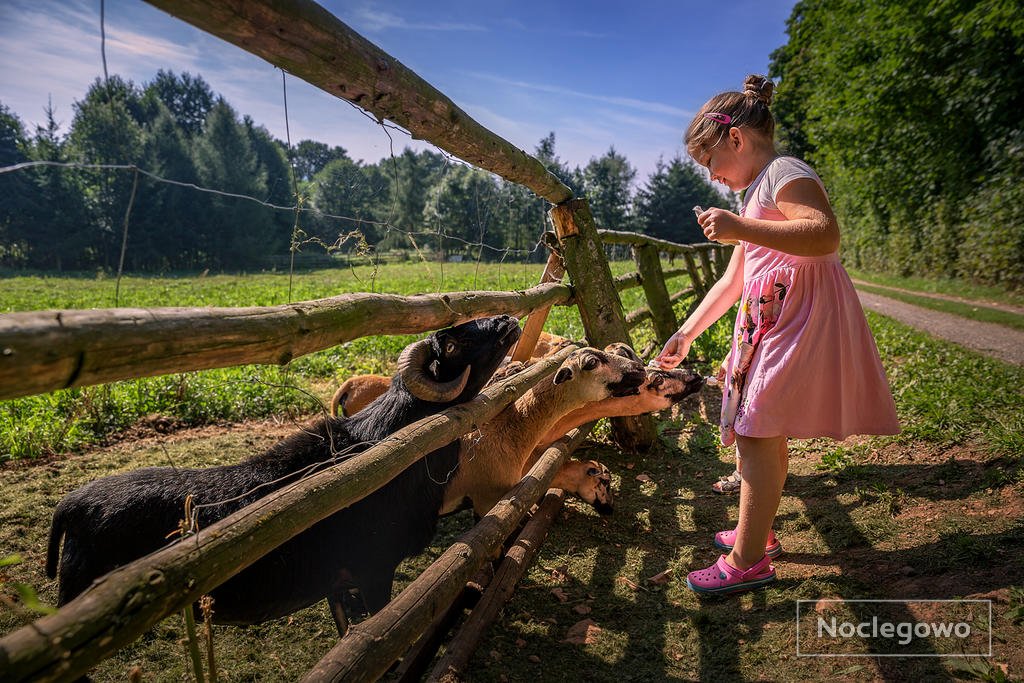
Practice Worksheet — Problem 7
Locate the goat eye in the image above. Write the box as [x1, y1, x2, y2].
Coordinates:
[445, 340, 457, 355]
[586, 467, 599, 476]
[583, 356, 598, 370]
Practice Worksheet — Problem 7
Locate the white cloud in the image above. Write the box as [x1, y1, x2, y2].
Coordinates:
[461, 71, 692, 119]
[351, 7, 486, 33]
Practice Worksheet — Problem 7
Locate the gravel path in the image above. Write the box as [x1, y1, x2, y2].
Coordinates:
[857, 290, 1024, 367]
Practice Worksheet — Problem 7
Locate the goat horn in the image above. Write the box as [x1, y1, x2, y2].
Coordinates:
[397, 339, 471, 403]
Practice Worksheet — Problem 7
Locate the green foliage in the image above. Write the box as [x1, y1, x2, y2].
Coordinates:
[770, 0, 1024, 289]
[633, 156, 735, 243]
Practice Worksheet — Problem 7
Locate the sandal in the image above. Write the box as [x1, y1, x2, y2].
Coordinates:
[686, 554, 776, 595]
[711, 469, 742, 494]
[713, 528, 784, 558]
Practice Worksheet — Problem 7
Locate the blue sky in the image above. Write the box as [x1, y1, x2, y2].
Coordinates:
[0, 0, 796, 184]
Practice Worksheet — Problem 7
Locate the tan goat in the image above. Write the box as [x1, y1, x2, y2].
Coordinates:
[329, 331, 574, 417]
[441, 346, 646, 517]
[534, 343, 706, 449]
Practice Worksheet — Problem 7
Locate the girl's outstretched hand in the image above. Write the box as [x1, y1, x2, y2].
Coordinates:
[653, 330, 691, 369]
[697, 207, 742, 245]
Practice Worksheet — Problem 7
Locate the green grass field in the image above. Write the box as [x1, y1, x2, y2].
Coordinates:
[1, 263, 1022, 681]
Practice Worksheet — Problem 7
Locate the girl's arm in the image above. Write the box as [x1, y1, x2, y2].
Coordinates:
[701, 178, 840, 256]
[654, 244, 745, 368]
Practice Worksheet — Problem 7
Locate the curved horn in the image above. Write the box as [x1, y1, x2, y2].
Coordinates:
[397, 339, 472, 403]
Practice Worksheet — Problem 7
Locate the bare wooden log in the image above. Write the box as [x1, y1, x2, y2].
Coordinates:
[428, 488, 566, 681]
[511, 241, 566, 364]
[633, 243, 677, 343]
[0, 349, 574, 683]
[302, 426, 593, 682]
[614, 271, 643, 292]
[393, 564, 494, 683]
[597, 229, 710, 253]
[670, 286, 697, 304]
[549, 200, 655, 451]
[625, 307, 653, 330]
[0, 283, 571, 401]
[142, 0, 572, 204]
[697, 247, 716, 288]
[663, 266, 689, 281]
[681, 250, 705, 296]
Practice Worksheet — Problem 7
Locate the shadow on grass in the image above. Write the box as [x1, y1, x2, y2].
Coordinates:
[478, 428, 1022, 683]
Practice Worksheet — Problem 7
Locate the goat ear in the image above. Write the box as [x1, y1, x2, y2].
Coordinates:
[553, 366, 574, 385]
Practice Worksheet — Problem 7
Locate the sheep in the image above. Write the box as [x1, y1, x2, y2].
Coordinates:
[534, 342, 706, 449]
[46, 314, 522, 635]
[440, 347, 647, 517]
[328, 331, 574, 417]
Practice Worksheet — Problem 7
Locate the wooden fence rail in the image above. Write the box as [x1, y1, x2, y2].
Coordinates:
[0, 283, 571, 402]
[0, 347, 576, 683]
[304, 424, 593, 682]
[142, 0, 573, 205]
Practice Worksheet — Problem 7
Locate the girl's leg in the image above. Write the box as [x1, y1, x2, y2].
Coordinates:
[727, 435, 788, 569]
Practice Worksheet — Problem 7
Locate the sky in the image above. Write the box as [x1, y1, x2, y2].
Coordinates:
[0, 0, 797, 185]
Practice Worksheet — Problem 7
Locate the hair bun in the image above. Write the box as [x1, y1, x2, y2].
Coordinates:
[743, 75, 774, 107]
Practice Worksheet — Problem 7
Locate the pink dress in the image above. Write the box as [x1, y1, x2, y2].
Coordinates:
[720, 157, 899, 444]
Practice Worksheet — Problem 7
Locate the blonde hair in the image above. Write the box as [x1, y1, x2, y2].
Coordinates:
[685, 75, 776, 160]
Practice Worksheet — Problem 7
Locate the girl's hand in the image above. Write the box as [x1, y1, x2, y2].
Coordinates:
[697, 207, 742, 245]
[653, 330, 692, 369]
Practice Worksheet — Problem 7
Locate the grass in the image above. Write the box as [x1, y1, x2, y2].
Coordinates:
[0, 261, 664, 460]
[1, 263, 1023, 680]
[847, 267, 1024, 309]
[855, 282, 1024, 331]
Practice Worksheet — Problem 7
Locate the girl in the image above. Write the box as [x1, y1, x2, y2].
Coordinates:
[655, 75, 899, 595]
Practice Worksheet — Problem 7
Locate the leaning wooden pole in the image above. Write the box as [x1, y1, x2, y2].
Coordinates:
[142, 0, 572, 205]
[302, 426, 593, 682]
[0, 283, 570, 401]
[428, 488, 568, 681]
[549, 199, 656, 451]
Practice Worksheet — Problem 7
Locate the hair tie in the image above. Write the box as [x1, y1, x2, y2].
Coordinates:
[703, 112, 732, 125]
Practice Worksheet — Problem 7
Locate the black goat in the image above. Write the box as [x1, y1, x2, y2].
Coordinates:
[47, 315, 522, 634]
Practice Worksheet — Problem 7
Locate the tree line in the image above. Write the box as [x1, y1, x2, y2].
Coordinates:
[0, 70, 724, 272]
[770, 0, 1023, 289]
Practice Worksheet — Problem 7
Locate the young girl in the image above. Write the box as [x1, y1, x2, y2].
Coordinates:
[654, 75, 899, 595]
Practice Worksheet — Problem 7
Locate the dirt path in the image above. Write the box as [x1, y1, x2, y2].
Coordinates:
[856, 289, 1024, 366]
[851, 278, 1024, 315]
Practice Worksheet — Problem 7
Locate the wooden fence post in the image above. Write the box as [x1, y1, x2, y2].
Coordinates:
[681, 250, 705, 296]
[632, 243, 677, 344]
[548, 199, 655, 452]
[697, 247, 716, 287]
[511, 233, 565, 363]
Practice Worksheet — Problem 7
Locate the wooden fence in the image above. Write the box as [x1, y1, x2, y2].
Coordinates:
[0, 1, 731, 680]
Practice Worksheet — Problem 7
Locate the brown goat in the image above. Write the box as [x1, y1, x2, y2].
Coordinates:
[534, 343, 705, 449]
[329, 374, 391, 417]
[441, 347, 646, 517]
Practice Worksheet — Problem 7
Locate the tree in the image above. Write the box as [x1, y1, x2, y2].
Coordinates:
[310, 157, 389, 250]
[633, 156, 730, 243]
[290, 139, 349, 182]
[582, 147, 635, 231]
[0, 103, 32, 267]
[144, 70, 215, 138]
[65, 76, 145, 269]
[422, 165, 504, 260]
[535, 133, 582, 196]
[769, 0, 1024, 286]
[192, 99, 273, 268]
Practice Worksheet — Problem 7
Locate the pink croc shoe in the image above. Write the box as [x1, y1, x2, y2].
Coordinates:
[686, 554, 776, 595]
[713, 529, 784, 558]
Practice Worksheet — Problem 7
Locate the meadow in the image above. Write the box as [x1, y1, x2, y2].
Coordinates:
[1, 262, 1022, 681]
